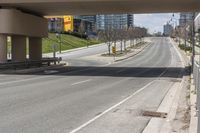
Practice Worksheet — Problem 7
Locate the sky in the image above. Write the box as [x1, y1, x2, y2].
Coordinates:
[134, 13, 179, 34]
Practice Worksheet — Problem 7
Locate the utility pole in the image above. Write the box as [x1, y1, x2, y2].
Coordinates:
[56, 33, 62, 54]
[192, 12, 196, 71]
[184, 14, 187, 51]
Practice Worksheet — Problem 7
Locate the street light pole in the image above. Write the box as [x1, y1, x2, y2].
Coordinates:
[183, 14, 187, 52]
[56, 33, 62, 54]
[170, 14, 180, 44]
[192, 12, 196, 71]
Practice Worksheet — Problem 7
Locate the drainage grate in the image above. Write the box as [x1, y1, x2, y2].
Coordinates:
[143, 111, 168, 118]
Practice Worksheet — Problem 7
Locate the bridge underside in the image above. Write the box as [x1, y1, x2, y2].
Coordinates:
[0, 0, 200, 15]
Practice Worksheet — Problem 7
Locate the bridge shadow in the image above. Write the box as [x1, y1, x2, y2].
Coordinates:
[0, 66, 190, 78]
[34, 66, 190, 78]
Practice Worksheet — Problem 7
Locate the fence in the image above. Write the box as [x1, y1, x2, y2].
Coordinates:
[193, 62, 200, 133]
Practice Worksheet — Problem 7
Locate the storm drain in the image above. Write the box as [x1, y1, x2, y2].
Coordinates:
[143, 111, 168, 118]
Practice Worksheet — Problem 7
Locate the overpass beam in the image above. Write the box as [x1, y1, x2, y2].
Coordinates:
[11, 36, 27, 62]
[29, 37, 42, 61]
[0, 34, 7, 63]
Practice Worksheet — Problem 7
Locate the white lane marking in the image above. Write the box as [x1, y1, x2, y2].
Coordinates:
[69, 80, 155, 133]
[71, 79, 92, 86]
[0, 76, 49, 86]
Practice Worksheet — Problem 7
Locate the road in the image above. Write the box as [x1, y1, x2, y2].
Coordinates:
[0, 37, 184, 133]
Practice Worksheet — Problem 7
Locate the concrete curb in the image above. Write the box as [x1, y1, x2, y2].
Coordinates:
[142, 81, 183, 133]
[114, 43, 150, 62]
[142, 37, 186, 133]
[5, 62, 68, 74]
[171, 38, 198, 133]
[172, 38, 198, 133]
[189, 75, 198, 133]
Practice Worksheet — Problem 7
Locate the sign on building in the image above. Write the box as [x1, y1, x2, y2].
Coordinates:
[64, 16, 74, 32]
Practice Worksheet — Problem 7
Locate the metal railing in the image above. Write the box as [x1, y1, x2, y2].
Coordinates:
[193, 62, 200, 133]
[0, 57, 62, 69]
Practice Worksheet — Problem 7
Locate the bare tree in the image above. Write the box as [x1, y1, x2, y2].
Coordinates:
[98, 27, 114, 55]
[117, 29, 126, 52]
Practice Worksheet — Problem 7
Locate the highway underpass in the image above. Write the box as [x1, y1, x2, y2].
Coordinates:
[0, 37, 187, 133]
[0, 1, 198, 133]
[0, 0, 200, 63]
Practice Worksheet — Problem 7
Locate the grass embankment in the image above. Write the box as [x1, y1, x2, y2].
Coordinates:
[178, 44, 192, 53]
[42, 33, 101, 53]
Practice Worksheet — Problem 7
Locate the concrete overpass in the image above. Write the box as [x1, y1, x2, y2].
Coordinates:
[0, 0, 200, 63]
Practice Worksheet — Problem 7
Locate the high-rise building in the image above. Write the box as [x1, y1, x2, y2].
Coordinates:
[74, 15, 96, 32]
[163, 23, 173, 36]
[96, 14, 134, 30]
[127, 14, 134, 28]
[179, 13, 193, 27]
[195, 13, 200, 32]
[96, 15, 105, 30]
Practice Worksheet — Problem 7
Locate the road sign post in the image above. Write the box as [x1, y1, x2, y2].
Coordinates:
[112, 46, 116, 61]
[52, 44, 57, 65]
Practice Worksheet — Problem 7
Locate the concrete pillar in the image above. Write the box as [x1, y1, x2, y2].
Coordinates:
[0, 34, 7, 63]
[11, 36, 26, 62]
[29, 37, 42, 61]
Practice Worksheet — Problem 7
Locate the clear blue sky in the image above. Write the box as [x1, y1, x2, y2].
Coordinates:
[134, 13, 179, 34]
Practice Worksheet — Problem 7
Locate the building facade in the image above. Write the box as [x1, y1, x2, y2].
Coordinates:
[127, 14, 134, 28]
[195, 13, 200, 33]
[163, 23, 173, 36]
[96, 14, 134, 30]
[179, 13, 193, 27]
[74, 15, 96, 32]
[47, 16, 92, 34]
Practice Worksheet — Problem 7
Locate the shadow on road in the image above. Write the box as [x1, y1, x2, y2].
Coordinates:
[0, 66, 190, 78]
[32, 66, 190, 78]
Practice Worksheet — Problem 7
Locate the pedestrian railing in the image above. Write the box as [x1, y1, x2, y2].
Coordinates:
[0, 57, 62, 69]
[193, 62, 200, 133]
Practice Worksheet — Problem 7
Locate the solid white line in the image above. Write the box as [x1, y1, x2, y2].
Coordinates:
[0, 76, 49, 85]
[71, 79, 92, 86]
[69, 80, 155, 133]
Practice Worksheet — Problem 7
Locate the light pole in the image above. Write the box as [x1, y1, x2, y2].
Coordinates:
[191, 13, 196, 70]
[169, 14, 180, 44]
[56, 32, 62, 54]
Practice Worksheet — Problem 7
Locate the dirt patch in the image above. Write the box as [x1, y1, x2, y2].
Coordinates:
[171, 77, 191, 133]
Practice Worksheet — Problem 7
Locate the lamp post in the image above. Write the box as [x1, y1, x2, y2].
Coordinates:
[56, 33, 62, 54]
[170, 14, 180, 44]
[191, 13, 196, 70]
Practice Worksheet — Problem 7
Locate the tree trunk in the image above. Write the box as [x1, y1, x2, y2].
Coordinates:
[108, 42, 111, 55]
[120, 41, 123, 53]
[124, 41, 126, 51]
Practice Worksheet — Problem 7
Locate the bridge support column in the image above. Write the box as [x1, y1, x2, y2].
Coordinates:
[0, 34, 7, 63]
[29, 37, 42, 61]
[0, 9, 48, 63]
[11, 36, 26, 62]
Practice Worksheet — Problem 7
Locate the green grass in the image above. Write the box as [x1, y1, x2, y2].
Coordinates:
[42, 33, 101, 53]
[178, 44, 192, 52]
[196, 45, 200, 48]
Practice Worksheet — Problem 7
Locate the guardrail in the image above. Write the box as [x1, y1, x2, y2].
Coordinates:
[193, 62, 200, 133]
[0, 57, 62, 69]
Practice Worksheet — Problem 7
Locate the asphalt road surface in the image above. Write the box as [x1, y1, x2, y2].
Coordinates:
[0, 37, 184, 133]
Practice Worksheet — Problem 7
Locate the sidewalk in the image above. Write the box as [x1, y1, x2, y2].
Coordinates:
[142, 38, 189, 133]
[171, 38, 198, 133]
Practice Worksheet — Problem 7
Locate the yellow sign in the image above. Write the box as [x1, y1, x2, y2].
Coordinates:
[112, 46, 116, 54]
[64, 16, 74, 32]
